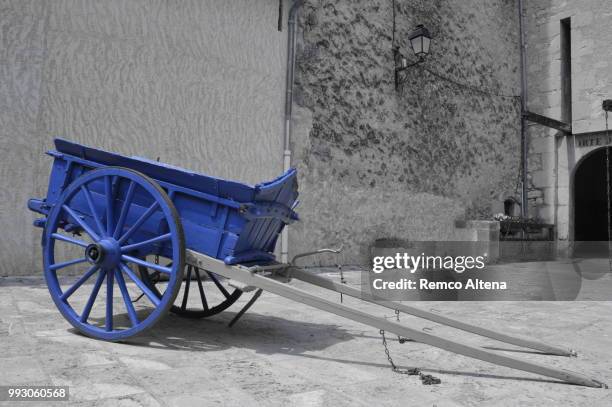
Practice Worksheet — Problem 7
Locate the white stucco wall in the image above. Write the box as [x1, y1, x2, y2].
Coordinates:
[1, 0, 288, 276]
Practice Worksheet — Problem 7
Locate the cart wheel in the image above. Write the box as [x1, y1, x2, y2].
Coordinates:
[42, 167, 184, 341]
[138, 264, 242, 318]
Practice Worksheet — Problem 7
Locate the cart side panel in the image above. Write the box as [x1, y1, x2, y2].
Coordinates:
[34, 139, 299, 265]
[172, 191, 247, 260]
[45, 157, 176, 258]
[55, 138, 256, 203]
[42, 152, 291, 264]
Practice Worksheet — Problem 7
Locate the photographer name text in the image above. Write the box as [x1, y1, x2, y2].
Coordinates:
[372, 278, 507, 290]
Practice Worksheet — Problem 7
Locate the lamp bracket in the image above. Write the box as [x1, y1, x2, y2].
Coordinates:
[394, 56, 425, 90]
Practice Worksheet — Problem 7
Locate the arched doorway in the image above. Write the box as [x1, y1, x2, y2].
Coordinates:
[573, 147, 612, 257]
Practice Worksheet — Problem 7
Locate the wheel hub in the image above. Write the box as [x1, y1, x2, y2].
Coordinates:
[85, 239, 121, 269]
[85, 243, 104, 264]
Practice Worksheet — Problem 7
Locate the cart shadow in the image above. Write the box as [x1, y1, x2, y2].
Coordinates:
[105, 310, 571, 386]
[118, 310, 357, 355]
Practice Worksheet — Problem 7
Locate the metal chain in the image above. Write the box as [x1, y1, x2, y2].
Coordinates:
[379, 330, 441, 385]
[394, 310, 409, 344]
[380, 329, 414, 373]
[338, 263, 344, 303]
[395, 309, 408, 343]
[606, 111, 611, 273]
[395, 310, 402, 343]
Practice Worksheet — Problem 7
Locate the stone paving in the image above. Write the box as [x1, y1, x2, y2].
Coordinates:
[1, 268, 612, 406]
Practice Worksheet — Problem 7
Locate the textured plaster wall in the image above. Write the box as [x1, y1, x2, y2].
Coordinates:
[525, 0, 612, 242]
[1, 0, 287, 276]
[290, 0, 521, 265]
[0, 1, 47, 277]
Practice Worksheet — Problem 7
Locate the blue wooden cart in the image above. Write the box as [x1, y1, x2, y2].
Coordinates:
[28, 139, 605, 388]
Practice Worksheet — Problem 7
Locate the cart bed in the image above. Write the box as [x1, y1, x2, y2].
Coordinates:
[30, 139, 299, 265]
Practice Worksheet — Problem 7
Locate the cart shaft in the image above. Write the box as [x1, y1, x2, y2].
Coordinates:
[186, 250, 605, 388]
[289, 268, 575, 357]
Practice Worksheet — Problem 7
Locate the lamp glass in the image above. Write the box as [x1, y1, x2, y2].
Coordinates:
[422, 36, 430, 55]
[408, 25, 431, 58]
[409, 36, 423, 55]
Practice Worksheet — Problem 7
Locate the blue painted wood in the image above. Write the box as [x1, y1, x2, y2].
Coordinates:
[41, 167, 184, 340]
[30, 139, 299, 265]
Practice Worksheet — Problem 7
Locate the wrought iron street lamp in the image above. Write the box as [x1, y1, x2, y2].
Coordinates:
[394, 24, 432, 90]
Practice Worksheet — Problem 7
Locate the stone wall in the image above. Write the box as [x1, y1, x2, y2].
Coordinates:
[525, 0, 612, 244]
[290, 0, 522, 265]
[1, 0, 288, 276]
[2, 1, 541, 274]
